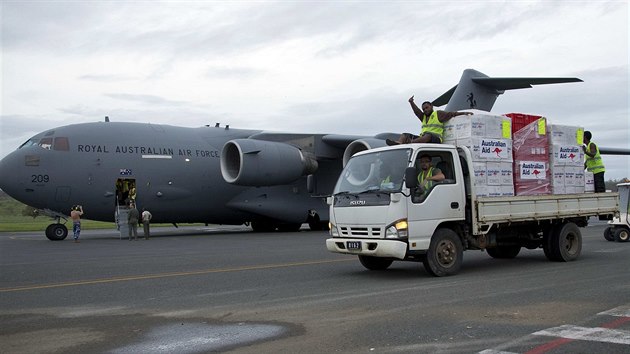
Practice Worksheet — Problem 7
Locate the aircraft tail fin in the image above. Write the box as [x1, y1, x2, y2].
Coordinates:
[436, 69, 582, 112]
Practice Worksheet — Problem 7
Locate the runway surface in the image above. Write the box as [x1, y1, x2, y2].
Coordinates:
[1, 222, 628, 353]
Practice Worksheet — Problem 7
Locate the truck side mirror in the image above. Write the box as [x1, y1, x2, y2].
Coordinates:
[405, 167, 418, 189]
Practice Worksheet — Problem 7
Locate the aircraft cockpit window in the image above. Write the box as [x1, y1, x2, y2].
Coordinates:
[38, 138, 53, 150]
[19, 139, 38, 149]
[53, 137, 69, 151]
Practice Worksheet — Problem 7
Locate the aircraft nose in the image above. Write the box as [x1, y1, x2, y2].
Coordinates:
[0, 151, 19, 194]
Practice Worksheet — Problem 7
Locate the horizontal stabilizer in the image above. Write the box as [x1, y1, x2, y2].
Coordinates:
[472, 77, 583, 90]
[438, 69, 583, 112]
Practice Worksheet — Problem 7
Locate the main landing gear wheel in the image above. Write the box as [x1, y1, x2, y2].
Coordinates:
[307, 212, 329, 231]
[422, 228, 463, 277]
[277, 223, 302, 232]
[251, 220, 276, 232]
[45, 224, 68, 241]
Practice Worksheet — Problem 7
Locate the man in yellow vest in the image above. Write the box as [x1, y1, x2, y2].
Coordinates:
[387, 96, 473, 145]
[414, 154, 445, 202]
[583, 131, 606, 192]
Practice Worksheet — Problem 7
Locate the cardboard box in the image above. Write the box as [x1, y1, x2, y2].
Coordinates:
[585, 171, 595, 192]
[472, 162, 487, 186]
[550, 145, 584, 166]
[486, 162, 502, 186]
[548, 124, 584, 145]
[500, 185, 515, 197]
[500, 162, 513, 185]
[443, 114, 512, 140]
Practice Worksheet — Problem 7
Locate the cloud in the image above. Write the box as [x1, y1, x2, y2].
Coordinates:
[104, 93, 189, 106]
[1, 1, 627, 178]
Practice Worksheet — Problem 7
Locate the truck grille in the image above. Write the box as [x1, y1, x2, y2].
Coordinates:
[339, 226, 382, 238]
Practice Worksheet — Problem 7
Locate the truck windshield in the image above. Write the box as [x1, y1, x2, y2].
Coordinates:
[334, 148, 411, 194]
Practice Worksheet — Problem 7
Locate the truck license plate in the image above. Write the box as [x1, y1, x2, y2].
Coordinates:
[347, 241, 361, 250]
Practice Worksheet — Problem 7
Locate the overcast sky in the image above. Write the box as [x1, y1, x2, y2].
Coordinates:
[1, 1, 628, 179]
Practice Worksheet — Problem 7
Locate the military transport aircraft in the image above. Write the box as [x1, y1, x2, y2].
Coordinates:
[1, 69, 627, 240]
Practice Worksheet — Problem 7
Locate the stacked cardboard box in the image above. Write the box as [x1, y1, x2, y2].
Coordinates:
[584, 171, 595, 193]
[443, 112, 513, 197]
[548, 124, 585, 194]
[512, 118, 551, 195]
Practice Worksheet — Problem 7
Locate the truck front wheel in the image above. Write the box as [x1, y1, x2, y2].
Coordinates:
[423, 228, 463, 277]
[358, 256, 393, 270]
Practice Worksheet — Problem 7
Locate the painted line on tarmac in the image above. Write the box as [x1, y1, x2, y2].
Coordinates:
[0, 258, 353, 293]
[599, 305, 630, 317]
[532, 324, 630, 345]
[525, 313, 630, 354]
[479, 306, 630, 354]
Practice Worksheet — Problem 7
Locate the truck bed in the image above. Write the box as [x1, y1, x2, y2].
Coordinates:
[474, 192, 619, 231]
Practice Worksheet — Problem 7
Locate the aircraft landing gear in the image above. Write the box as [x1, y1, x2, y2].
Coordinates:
[37, 209, 69, 240]
[250, 220, 303, 232]
[45, 223, 68, 241]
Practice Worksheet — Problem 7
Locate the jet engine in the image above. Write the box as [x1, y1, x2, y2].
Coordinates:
[221, 139, 318, 186]
[342, 138, 387, 167]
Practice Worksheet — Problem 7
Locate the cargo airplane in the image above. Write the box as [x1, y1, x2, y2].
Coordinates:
[1, 69, 627, 240]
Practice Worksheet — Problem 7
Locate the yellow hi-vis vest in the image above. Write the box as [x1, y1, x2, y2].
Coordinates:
[418, 167, 434, 189]
[585, 141, 605, 174]
[420, 111, 443, 142]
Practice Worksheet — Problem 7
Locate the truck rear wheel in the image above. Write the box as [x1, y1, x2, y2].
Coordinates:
[358, 256, 393, 270]
[486, 245, 521, 259]
[546, 222, 581, 262]
[603, 227, 615, 241]
[423, 228, 463, 277]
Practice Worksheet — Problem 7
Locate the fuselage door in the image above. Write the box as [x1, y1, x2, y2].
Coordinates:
[55, 186, 71, 203]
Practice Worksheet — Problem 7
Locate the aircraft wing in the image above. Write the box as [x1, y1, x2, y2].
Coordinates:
[599, 147, 630, 155]
[321, 133, 399, 148]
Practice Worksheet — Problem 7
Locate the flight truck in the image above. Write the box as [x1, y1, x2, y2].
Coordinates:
[325, 144, 619, 276]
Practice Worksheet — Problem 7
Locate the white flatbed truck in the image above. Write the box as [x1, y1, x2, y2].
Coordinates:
[326, 144, 619, 276]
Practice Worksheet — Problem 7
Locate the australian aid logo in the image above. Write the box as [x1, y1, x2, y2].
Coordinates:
[479, 139, 509, 159]
[520, 161, 546, 180]
[558, 146, 580, 164]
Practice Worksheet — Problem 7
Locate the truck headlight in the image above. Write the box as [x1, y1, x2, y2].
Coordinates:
[329, 222, 339, 237]
[385, 219, 408, 239]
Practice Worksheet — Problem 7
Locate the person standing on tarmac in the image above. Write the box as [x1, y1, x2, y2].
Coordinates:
[583, 131, 606, 193]
[127, 202, 140, 241]
[70, 205, 84, 243]
[387, 96, 472, 145]
[141, 207, 152, 240]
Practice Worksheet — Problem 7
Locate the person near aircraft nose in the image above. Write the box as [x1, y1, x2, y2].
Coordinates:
[141, 207, 152, 240]
[127, 202, 140, 241]
[583, 131, 606, 193]
[387, 96, 472, 145]
[70, 205, 83, 243]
